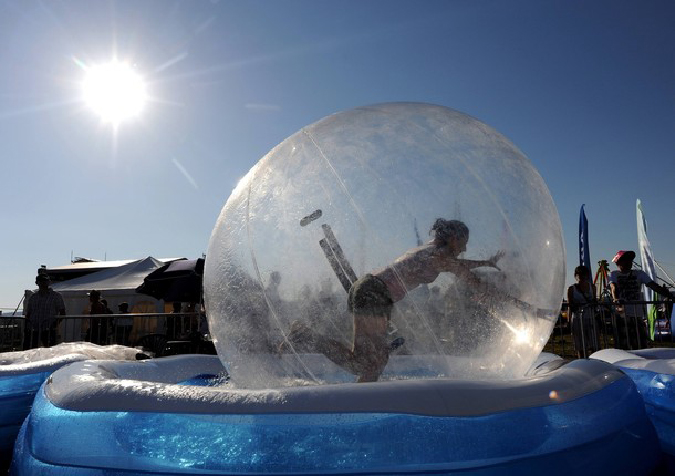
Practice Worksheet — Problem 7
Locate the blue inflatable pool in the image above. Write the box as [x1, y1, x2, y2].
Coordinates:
[11, 354, 660, 475]
[0, 367, 53, 456]
[593, 348, 675, 467]
[0, 343, 143, 458]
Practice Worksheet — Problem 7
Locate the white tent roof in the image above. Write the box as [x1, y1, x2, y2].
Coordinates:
[51, 257, 165, 293]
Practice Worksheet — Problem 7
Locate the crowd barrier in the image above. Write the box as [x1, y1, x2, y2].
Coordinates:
[3, 302, 673, 360]
[548, 300, 674, 359]
[0, 313, 214, 356]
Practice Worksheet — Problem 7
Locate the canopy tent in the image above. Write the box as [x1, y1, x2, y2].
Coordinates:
[136, 258, 204, 304]
[45, 257, 165, 316]
[43, 257, 186, 283]
[32, 257, 167, 343]
[52, 257, 166, 294]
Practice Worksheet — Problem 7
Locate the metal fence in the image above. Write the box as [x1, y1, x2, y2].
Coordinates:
[546, 299, 674, 359]
[0, 312, 215, 357]
[4, 302, 673, 360]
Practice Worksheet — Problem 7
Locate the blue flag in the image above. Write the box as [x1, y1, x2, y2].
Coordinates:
[579, 205, 591, 271]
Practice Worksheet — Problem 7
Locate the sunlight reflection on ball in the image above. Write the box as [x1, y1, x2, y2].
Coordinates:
[205, 103, 565, 389]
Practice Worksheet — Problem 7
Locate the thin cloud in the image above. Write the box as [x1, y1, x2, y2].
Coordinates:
[172, 158, 199, 190]
[155, 52, 189, 73]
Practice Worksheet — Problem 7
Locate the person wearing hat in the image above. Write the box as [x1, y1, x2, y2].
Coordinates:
[609, 250, 674, 349]
[24, 274, 65, 349]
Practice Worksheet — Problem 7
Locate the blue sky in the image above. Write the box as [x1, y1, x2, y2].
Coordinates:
[1, 0, 674, 311]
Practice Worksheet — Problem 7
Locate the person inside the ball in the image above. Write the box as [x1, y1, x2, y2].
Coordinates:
[282, 218, 504, 382]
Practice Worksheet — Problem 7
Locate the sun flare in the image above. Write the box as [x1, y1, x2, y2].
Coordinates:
[82, 61, 147, 124]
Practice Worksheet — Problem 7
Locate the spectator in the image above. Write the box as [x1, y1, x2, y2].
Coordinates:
[609, 250, 674, 349]
[24, 274, 65, 349]
[86, 290, 108, 344]
[114, 302, 133, 346]
[101, 299, 114, 315]
[567, 266, 598, 358]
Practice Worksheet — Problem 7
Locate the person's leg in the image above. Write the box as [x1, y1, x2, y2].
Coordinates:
[23, 324, 34, 350]
[638, 318, 648, 349]
[615, 314, 628, 350]
[571, 315, 582, 357]
[43, 329, 56, 347]
[581, 314, 593, 358]
[279, 319, 363, 379]
[90, 318, 99, 344]
[281, 274, 392, 382]
[351, 311, 389, 382]
[348, 275, 392, 382]
[123, 326, 133, 346]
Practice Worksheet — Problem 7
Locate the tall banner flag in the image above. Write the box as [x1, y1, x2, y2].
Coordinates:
[579, 205, 591, 271]
[637, 199, 658, 339]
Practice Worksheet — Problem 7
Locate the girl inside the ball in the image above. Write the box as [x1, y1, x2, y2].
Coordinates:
[281, 218, 504, 382]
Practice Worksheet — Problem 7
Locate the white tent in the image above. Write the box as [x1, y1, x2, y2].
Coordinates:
[45, 257, 168, 343]
[51, 257, 165, 310]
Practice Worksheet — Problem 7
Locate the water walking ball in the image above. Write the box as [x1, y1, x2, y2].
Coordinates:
[205, 102, 565, 389]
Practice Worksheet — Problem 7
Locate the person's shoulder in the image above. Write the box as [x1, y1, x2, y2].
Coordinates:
[398, 244, 433, 261]
[50, 288, 65, 300]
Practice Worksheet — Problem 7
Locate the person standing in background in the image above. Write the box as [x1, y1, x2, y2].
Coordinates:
[114, 302, 133, 346]
[567, 266, 598, 358]
[24, 274, 65, 349]
[87, 290, 108, 344]
[610, 250, 674, 349]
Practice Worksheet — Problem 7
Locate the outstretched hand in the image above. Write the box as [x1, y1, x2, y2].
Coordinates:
[487, 250, 505, 270]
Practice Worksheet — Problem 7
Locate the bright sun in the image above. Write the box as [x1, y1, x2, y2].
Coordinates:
[82, 61, 147, 124]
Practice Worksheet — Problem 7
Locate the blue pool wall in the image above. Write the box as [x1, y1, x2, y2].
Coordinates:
[12, 373, 660, 476]
[0, 371, 51, 454]
[592, 348, 675, 467]
[620, 367, 675, 467]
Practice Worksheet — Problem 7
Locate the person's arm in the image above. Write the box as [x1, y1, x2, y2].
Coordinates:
[567, 286, 576, 312]
[441, 259, 482, 285]
[609, 281, 626, 312]
[610, 282, 619, 302]
[53, 294, 66, 328]
[646, 281, 675, 300]
[57, 293, 66, 315]
[456, 250, 505, 271]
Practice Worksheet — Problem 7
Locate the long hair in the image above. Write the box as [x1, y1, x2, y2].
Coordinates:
[429, 219, 469, 246]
